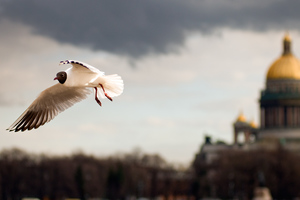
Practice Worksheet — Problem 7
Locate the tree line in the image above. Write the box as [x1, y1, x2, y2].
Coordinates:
[2, 145, 300, 200]
[0, 148, 192, 200]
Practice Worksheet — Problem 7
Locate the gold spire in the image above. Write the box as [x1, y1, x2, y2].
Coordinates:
[283, 32, 292, 55]
[284, 32, 291, 42]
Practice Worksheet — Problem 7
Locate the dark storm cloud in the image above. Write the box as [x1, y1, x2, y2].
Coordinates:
[1, 0, 300, 57]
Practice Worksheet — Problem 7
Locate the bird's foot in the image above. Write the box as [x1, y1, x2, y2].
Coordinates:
[99, 84, 113, 101]
[94, 87, 102, 107]
[105, 94, 113, 101]
[95, 97, 102, 107]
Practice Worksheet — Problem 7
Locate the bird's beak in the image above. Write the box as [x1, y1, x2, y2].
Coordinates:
[54, 77, 58, 81]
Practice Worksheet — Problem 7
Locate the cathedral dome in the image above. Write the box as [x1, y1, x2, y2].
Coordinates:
[266, 34, 300, 80]
[236, 112, 246, 122]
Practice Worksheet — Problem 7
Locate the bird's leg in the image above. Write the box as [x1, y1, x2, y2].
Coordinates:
[94, 87, 102, 107]
[99, 84, 113, 101]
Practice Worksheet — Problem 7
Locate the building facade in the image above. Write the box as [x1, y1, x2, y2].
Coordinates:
[259, 34, 300, 144]
[196, 33, 300, 164]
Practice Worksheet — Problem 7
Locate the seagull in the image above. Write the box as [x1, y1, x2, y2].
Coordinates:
[7, 60, 124, 132]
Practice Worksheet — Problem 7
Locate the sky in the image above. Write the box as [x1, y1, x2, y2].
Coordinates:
[1, 0, 300, 165]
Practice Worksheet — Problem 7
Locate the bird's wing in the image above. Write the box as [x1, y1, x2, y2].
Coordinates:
[7, 83, 91, 132]
[60, 60, 105, 75]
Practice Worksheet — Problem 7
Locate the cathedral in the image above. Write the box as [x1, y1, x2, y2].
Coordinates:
[259, 34, 300, 141]
[235, 33, 300, 146]
[197, 33, 300, 164]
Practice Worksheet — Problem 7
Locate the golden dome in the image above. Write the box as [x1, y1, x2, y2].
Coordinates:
[266, 34, 300, 80]
[249, 120, 257, 128]
[236, 112, 246, 122]
[267, 55, 300, 79]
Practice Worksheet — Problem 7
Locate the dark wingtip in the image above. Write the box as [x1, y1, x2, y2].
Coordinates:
[61, 60, 89, 69]
[59, 60, 71, 65]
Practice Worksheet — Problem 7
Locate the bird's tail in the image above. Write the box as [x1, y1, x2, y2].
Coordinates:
[96, 74, 124, 99]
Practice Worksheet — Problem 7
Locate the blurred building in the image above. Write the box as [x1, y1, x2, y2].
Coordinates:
[195, 33, 300, 164]
[233, 112, 258, 145]
[259, 33, 300, 146]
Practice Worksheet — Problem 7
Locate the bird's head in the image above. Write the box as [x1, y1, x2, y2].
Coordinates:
[54, 71, 67, 84]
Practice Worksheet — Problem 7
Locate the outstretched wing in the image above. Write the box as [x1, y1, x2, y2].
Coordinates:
[60, 60, 105, 75]
[7, 83, 91, 132]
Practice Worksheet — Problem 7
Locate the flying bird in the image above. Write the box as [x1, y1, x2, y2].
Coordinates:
[7, 60, 124, 132]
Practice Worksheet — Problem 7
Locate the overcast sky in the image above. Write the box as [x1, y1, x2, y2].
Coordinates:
[1, 0, 300, 165]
